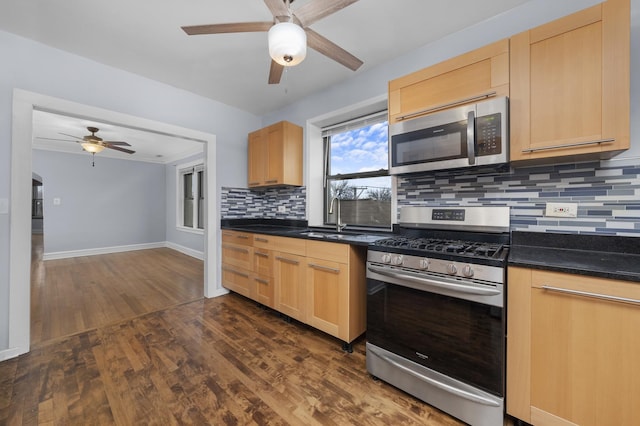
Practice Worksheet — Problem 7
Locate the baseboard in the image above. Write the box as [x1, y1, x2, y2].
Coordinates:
[42, 241, 204, 261]
[164, 242, 204, 260]
[0, 346, 25, 362]
[43, 242, 165, 260]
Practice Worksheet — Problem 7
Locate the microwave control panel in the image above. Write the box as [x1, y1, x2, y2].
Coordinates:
[475, 113, 502, 156]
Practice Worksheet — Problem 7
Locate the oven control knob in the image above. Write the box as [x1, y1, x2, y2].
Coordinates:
[381, 254, 392, 264]
[462, 265, 474, 277]
[446, 264, 457, 275]
[419, 259, 430, 270]
[392, 255, 404, 266]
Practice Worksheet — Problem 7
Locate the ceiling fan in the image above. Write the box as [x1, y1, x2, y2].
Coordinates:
[181, 0, 363, 84]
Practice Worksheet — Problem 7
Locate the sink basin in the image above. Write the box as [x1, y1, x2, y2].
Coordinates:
[299, 231, 361, 239]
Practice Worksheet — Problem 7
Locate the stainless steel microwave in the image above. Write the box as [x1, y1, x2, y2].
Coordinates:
[389, 96, 508, 175]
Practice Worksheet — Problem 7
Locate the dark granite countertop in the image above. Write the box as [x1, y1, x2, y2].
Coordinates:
[509, 231, 640, 283]
[220, 218, 391, 247]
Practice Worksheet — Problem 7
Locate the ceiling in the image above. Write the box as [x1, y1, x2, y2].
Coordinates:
[3, 0, 531, 162]
[1, 0, 531, 116]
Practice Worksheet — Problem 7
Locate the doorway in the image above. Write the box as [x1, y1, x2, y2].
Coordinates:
[8, 89, 221, 359]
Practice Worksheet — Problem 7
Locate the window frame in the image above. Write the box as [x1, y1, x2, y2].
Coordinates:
[176, 159, 205, 234]
[322, 111, 392, 230]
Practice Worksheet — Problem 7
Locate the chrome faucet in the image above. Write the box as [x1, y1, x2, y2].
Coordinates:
[329, 196, 347, 232]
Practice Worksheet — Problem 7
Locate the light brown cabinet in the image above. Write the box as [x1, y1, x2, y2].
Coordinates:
[221, 230, 367, 346]
[306, 241, 366, 344]
[507, 267, 640, 425]
[510, 0, 630, 162]
[247, 121, 303, 188]
[388, 39, 509, 124]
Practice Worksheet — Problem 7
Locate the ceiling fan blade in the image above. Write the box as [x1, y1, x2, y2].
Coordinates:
[294, 0, 359, 27]
[268, 60, 285, 84]
[59, 132, 83, 140]
[264, 0, 289, 19]
[106, 145, 135, 154]
[182, 22, 272, 35]
[103, 141, 131, 146]
[36, 137, 77, 142]
[305, 29, 363, 71]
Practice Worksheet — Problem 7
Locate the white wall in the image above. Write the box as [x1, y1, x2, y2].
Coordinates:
[32, 149, 166, 255]
[0, 29, 260, 351]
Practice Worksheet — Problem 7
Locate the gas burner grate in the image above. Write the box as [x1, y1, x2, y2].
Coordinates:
[374, 237, 507, 259]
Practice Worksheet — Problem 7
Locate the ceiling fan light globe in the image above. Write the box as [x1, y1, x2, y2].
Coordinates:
[81, 142, 105, 154]
[268, 22, 306, 67]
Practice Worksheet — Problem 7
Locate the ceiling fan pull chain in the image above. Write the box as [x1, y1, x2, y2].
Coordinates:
[91, 152, 96, 167]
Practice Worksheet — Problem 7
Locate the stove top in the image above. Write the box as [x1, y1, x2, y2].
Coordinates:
[373, 236, 508, 261]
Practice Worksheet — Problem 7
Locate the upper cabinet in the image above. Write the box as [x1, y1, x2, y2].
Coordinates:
[510, 0, 630, 162]
[248, 120, 303, 188]
[388, 39, 509, 124]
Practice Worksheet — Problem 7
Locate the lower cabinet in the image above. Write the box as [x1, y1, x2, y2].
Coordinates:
[273, 251, 306, 321]
[221, 230, 367, 345]
[507, 267, 640, 425]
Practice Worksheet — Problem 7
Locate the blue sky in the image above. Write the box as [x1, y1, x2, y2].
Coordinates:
[330, 121, 388, 175]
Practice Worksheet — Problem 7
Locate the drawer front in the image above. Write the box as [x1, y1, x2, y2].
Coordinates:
[253, 249, 273, 277]
[221, 266, 252, 298]
[253, 234, 274, 249]
[221, 230, 253, 246]
[222, 243, 253, 270]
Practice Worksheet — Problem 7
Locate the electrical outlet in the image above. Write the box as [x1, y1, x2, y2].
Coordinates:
[277, 206, 286, 213]
[545, 202, 577, 218]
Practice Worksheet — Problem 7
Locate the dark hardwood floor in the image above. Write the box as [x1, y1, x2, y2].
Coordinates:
[2, 235, 466, 424]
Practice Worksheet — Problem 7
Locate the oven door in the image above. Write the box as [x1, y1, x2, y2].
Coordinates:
[366, 265, 504, 397]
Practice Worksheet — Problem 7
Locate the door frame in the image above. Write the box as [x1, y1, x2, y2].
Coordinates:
[7, 89, 221, 360]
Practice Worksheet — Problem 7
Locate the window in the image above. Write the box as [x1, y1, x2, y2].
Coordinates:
[177, 161, 205, 232]
[323, 111, 391, 229]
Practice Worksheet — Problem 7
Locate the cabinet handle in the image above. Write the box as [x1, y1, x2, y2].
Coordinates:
[254, 278, 269, 284]
[396, 91, 497, 121]
[541, 285, 640, 306]
[248, 182, 261, 185]
[223, 245, 249, 254]
[308, 263, 340, 274]
[236, 235, 250, 240]
[254, 252, 269, 258]
[255, 237, 269, 243]
[265, 179, 278, 184]
[521, 138, 615, 153]
[222, 266, 249, 278]
[276, 256, 299, 265]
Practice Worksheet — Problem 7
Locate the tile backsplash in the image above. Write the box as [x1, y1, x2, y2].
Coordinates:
[221, 159, 640, 236]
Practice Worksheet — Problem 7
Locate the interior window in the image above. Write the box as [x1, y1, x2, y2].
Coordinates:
[178, 162, 205, 231]
[323, 112, 391, 229]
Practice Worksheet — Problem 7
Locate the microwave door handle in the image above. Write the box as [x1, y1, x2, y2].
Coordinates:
[467, 110, 476, 165]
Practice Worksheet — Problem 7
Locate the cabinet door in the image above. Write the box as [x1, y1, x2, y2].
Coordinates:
[306, 258, 348, 340]
[248, 129, 266, 187]
[264, 123, 284, 185]
[388, 39, 509, 124]
[273, 252, 306, 321]
[510, 0, 629, 162]
[529, 271, 640, 426]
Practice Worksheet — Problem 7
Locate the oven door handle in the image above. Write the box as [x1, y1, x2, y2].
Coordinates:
[372, 348, 501, 407]
[367, 265, 501, 296]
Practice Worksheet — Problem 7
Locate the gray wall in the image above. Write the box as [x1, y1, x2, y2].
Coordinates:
[32, 150, 166, 254]
[0, 29, 259, 349]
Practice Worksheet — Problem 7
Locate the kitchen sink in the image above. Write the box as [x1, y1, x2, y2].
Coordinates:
[299, 231, 362, 240]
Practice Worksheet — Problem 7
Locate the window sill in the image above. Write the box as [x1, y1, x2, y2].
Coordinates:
[176, 226, 204, 235]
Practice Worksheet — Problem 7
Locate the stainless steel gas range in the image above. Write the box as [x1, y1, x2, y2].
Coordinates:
[366, 205, 510, 426]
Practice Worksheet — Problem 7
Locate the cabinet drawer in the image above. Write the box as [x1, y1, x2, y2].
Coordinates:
[252, 274, 275, 308]
[253, 234, 274, 249]
[222, 243, 253, 270]
[531, 269, 640, 300]
[221, 230, 253, 246]
[222, 266, 252, 298]
[306, 240, 349, 264]
[253, 248, 273, 277]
